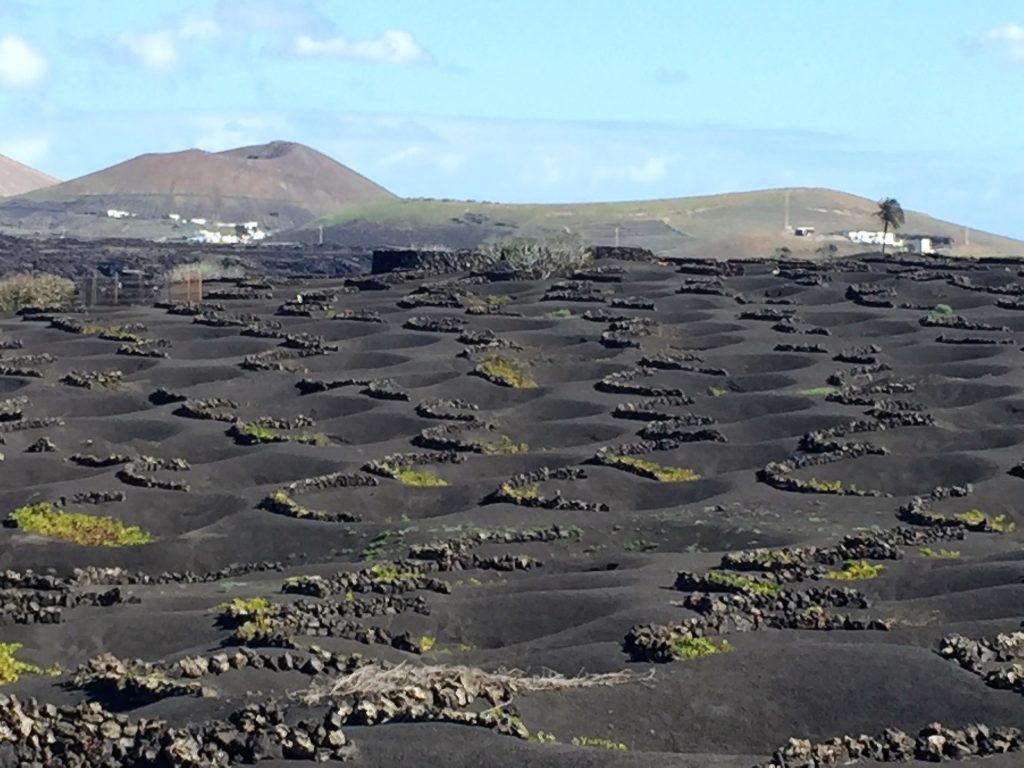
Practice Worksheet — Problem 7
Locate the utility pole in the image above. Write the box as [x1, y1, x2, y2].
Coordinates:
[318, 225, 324, 246]
[784, 190, 791, 231]
[964, 226, 970, 248]
[614, 227, 620, 248]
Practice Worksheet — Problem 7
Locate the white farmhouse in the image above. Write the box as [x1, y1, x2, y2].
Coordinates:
[106, 209, 130, 219]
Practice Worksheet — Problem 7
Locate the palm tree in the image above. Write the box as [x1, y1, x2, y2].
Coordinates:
[875, 197, 905, 257]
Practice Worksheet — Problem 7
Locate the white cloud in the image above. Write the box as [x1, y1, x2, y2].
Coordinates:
[179, 13, 222, 41]
[118, 30, 178, 72]
[0, 135, 51, 166]
[984, 23, 1024, 62]
[594, 156, 670, 184]
[295, 30, 430, 65]
[0, 35, 47, 88]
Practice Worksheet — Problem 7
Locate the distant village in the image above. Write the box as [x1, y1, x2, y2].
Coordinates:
[106, 209, 269, 244]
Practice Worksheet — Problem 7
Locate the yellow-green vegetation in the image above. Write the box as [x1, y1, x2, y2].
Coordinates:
[707, 386, 727, 397]
[798, 386, 836, 396]
[96, 327, 145, 343]
[919, 547, 961, 559]
[707, 571, 780, 595]
[417, 635, 436, 653]
[531, 731, 558, 744]
[475, 355, 537, 388]
[477, 435, 529, 455]
[804, 477, 842, 493]
[394, 468, 448, 487]
[954, 509, 1015, 533]
[667, 635, 732, 660]
[237, 422, 330, 447]
[8, 503, 152, 547]
[0, 273, 75, 311]
[467, 294, 512, 309]
[545, 308, 573, 319]
[215, 597, 277, 642]
[368, 564, 422, 583]
[825, 560, 885, 581]
[604, 454, 701, 482]
[571, 736, 627, 751]
[498, 482, 539, 502]
[0, 643, 57, 684]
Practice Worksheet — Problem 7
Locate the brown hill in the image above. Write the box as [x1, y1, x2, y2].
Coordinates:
[1, 141, 394, 233]
[292, 187, 1024, 259]
[0, 155, 58, 197]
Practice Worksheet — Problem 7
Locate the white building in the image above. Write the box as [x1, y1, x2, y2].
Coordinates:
[106, 209, 130, 219]
[190, 218, 208, 226]
[168, 213, 181, 222]
[905, 236, 935, 255]
[847, 230, 903, 247]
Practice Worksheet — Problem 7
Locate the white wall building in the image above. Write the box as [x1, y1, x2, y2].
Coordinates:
[905, 236, 935, 255]
[106, 209, 130, 219]
[847, 230, 903, 247]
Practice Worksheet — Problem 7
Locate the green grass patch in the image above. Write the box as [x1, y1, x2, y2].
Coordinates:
[825, 559, 884, 581]
[667, 635, 732, 660]
[919, 547, 961, 559]
[604, 454, 700, 482]
[571, 736, 627, 751]
[797, 386, 836, 396]
[8, 502, 152, 547]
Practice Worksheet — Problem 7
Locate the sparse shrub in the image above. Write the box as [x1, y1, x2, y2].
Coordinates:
[667, 635, 732, 660]
[215, 597, 278, 642]
[368, 564, 422, 583]
[707, 571, 780, 594]
[931, 303, 954, 316]
[919, 547, 961, 559]
[417, 635, 436, 653]
[953, 509, 1015, 533]
[480, 233, 592, 279]
[394, 468, 448, 487]
[601, 454, 700, 482]
[477, 435, 529, 455]
[7, 502, 152, 547]
[474, 355, 537, 388]
[532, 731, 558, 744]
[0, 643, 56, 684]
[0, 273, 75, 311]
[571, 736, 627, 751]
[804, 477, 843, 493]
[498, 482, 539, 502]
[707, 386, 727, 397]
[825, 560, 884, 580]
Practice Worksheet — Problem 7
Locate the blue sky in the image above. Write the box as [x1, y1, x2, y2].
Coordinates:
[1, 0, 1023, 236]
